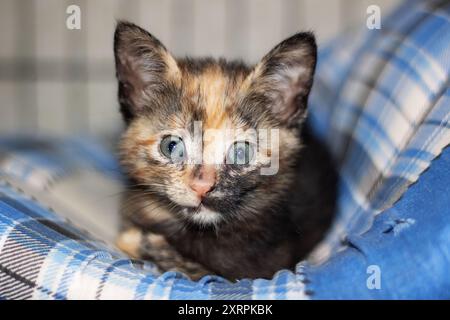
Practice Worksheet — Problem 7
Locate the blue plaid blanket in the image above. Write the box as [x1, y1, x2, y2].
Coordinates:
[1, 0, 449, 299]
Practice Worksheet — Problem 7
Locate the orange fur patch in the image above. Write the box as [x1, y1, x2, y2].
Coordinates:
[138, 136, 157, 147]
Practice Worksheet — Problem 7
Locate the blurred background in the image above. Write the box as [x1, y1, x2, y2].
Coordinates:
[0, 0, 400, 142]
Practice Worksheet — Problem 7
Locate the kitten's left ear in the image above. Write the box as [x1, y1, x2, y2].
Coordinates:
[114, 21, 181, 122]
[245, 32, 317, 126]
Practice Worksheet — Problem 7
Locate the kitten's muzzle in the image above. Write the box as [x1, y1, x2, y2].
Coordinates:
[189, 165, 216, 198]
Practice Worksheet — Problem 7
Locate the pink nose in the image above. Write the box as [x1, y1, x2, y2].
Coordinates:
[189, 165, 216, 198]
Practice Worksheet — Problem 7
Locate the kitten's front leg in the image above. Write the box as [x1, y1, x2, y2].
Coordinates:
[116, 227, 144, 258]
[116, 227, 211, 280]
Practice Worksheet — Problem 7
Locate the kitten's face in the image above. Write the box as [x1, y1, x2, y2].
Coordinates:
[115, 21, 316, 226]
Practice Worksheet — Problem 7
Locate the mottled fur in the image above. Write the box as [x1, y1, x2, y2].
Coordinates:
[114, 21, 337, 280]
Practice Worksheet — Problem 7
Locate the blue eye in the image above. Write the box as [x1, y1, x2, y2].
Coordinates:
[160, 136, 186, 163]
[167, 141, 178, 153]
[227, 141, 254, 165]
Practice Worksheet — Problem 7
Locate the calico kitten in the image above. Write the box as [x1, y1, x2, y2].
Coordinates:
[114, 21, 337, 280]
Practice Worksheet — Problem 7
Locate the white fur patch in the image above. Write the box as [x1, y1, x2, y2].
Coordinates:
[190, 206, 222, 225]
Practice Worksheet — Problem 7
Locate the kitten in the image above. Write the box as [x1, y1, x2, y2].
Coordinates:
[114, 21, 337, 280]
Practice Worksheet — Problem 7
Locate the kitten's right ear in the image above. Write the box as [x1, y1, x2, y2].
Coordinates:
[114, 21, 180, 122]
[243, 32, 316, 127]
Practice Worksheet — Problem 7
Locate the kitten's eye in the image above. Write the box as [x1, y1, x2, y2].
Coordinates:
[160, 135, 186, 163]
[227, 141, 254, 165]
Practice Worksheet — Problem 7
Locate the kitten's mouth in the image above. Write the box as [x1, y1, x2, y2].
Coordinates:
[183, 203, 209, 215]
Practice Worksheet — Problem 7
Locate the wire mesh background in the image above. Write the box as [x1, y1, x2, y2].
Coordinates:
[0, 0, 400, 141]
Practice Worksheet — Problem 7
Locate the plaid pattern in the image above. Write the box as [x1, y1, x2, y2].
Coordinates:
[1, 0, 449, 299]
[308, 0, 450, 261]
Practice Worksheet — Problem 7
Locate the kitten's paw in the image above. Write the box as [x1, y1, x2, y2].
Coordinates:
[116, 227, 143, 258]
[145, 233, 169, 249]
[117, 229, 212, 280]
[141, 233, 212, 280]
